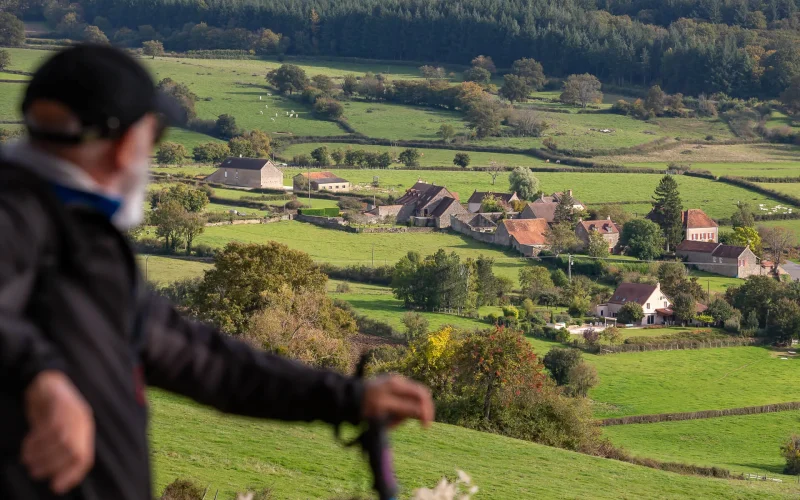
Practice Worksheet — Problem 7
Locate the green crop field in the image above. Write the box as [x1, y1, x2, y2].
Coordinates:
[149, 390, 796, 499]
[279, 142, 550, 168]
[194, 221, 531, 283]
[281, 168, 793, 219]
[135, 255, 211, 284]
[588, 347, 800, 418]
[603, 411, 800, 477]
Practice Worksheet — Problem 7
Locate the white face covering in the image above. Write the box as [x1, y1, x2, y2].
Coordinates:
[112, 157, 150, 230]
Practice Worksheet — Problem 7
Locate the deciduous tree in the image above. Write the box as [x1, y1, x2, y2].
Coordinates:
[617, 302, 644, 324]
[192, 142, 230, 163]
[587, 231, 610, 257]
[760, 226, 795, 268]
[155, 142, 187, 165]
[0, 12, 25, 46]
[0, 49, 11, 71]
[267, 64, 308, 94]
[463, 66, 491, 84]
[402, 311, 429, 340]
[621, 218, 665, 260]
[453, 152, 470, 168]
[398, 148, 421, 167]
[512, 58, 546, 90]
[560, 74, 602, 108]
[437, 124, 456, 143]
[542, 347, 582, 386]
[546, 222, 578, 255]
[499, 74, 530, 102]
[508, 166, 539, 201]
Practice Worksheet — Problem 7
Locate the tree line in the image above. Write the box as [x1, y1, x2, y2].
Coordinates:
[3, 0, 799, 98]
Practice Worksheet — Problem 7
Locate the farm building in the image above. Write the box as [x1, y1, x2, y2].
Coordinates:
[682, 209, 718, 242]
[575, 217, 620, 253]
[206, 157, 283, 189]
[519, 190, 585, 223]
[365, 204, 403, 222]
[466, 191, 519, 213]
[494, 218, 549, 256]
[395, 181, 465, 226]
[675, 240, 761, 278]
[293, 171, 351, 192]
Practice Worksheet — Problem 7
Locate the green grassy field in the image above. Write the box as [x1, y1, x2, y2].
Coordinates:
[689, 271, 745, 294]
[194, 221, 530, 283]
[603, 411, 800, 477]
[161, 128, 226, 151]
[588, 347, 800, 418]
[0, 81, 25, 122]
[755, 220, 800, 244]
[342, 101, 468, 141]
[279, 142, 550, 168]
[135, 255, 212, 284]
[281, 168, 793, 219]
[149, 390, 797, 499]
[626, 162, 800, 178]
[604, 144, 800, 170]
[756, 183, 800, 197]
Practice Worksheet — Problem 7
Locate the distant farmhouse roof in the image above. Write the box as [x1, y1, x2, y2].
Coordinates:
[609, 283, 658, 305]
[534, 190, 584, 207]
[675, 240, 748, 259]
[682, 209, 718, 229]
[675, 240, 720, 253]
[712, 244, 747, 259]
[219, 157, 279, 171]
[467, 191, 517, 204]
[396, 182, 455, 206]
[297, 171, 349, 184]
[523, 202, 558, 223]
[499, 218, 549, 246]
[579, 219, 619, 235]
[429, 197, 460, 218]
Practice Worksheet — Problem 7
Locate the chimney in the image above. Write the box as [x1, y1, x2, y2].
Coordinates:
[607, 215, 611, 220]
[567, 189, 573, 197]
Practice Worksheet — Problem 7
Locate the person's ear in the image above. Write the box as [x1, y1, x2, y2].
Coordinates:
[113, 114, 158, 172]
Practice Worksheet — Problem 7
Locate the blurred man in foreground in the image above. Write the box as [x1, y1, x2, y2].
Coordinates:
[0, 45, 433, 499]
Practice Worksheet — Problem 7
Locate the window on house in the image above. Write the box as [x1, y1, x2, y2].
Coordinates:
[600, 310, 604, 316]
[664, 301, 668, 308]
[646, 303, 650, 309]
[224, 171, 228, 178]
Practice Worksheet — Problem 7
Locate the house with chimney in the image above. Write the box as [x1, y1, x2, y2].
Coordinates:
[575, 218, 620, 253]
[596, 282, 708, 326]
[494, 218, 550, 256]
[682, 209, 718, 242]
[675, 240, 761, 278]
[395, 181, 466, 227]
[466, 191, 519, 213]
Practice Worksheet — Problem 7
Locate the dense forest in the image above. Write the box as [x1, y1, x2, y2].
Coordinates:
[4, 0, 800, 98]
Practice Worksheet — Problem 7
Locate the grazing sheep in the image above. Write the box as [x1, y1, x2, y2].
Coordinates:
[555, 160, 561, 164]
[545, 159, 550, 163]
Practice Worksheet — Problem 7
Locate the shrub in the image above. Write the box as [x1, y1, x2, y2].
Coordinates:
[556, 328, 571, 344]
[160, 479, 204, 500]
[724, 316, 741, 333]
[156, 142, 187, 165]
[402, 311, 429, 340]
[781, 435, 800, 475]
[542, 347, 582, 385]
[567, 361, 599, 397]
[601, 326, 622, 344]
[617, 302, 644, 324]
[338, 197, 364, 210]
[582, 327, 600, 346]
[335, 282, 351, 293]
[298, 207, 340, 217]
[553, 313, 571, 324]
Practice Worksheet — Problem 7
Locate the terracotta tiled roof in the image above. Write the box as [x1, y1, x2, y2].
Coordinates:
[500, 218, 549, 246]
[676, 240, 720, 253]
[712, 244, 747, 259]
[579, 219, 619, 234]
[609, 282, 658, 305]
[682, 209, 718, 229]
[299, 171, 338, 180]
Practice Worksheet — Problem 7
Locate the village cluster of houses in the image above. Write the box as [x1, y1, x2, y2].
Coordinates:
[205, 159, 786, 327]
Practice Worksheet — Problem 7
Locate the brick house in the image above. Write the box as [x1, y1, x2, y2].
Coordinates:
[293, 171, 351, 192]
[494, 218, 549, 256]
[682, 209, 718, 242]
[205, 157, 283, 189]
[466, 191, 519, 213]
[575, 217, 620, 253]
[675, 240, 761, 278]
[395, 181, 460, 225]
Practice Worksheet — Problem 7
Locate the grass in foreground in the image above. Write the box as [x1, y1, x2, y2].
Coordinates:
[603, 410, 800, 478]
[149, 390, 796, 499]
[136, 255, 212, 284]
[588, 347, 800, 418]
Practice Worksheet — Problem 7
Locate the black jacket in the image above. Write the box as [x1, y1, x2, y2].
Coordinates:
[0, 163, 364, 499]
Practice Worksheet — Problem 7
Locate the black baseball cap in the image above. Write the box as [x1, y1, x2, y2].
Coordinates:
[22, 44, 186, 144]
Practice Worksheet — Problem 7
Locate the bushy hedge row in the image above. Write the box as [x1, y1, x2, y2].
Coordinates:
[740, 176, 800, 183]
[587, 336, 763, 354]
[318, 263, 394, 285]
[718, 176, 800, 208]
[298, 207, 340, 216]
[600, 401, 800, 426]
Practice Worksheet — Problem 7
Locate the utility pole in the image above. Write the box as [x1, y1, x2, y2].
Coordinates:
[372, 243, 375, 267]
[568, 254, 573, 282]
[307, 164, 311, 201]
[707, 279, 710, 300]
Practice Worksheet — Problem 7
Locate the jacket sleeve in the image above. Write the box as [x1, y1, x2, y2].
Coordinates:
[0, 191, 67, 390]
[139, 292, 365, 425]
